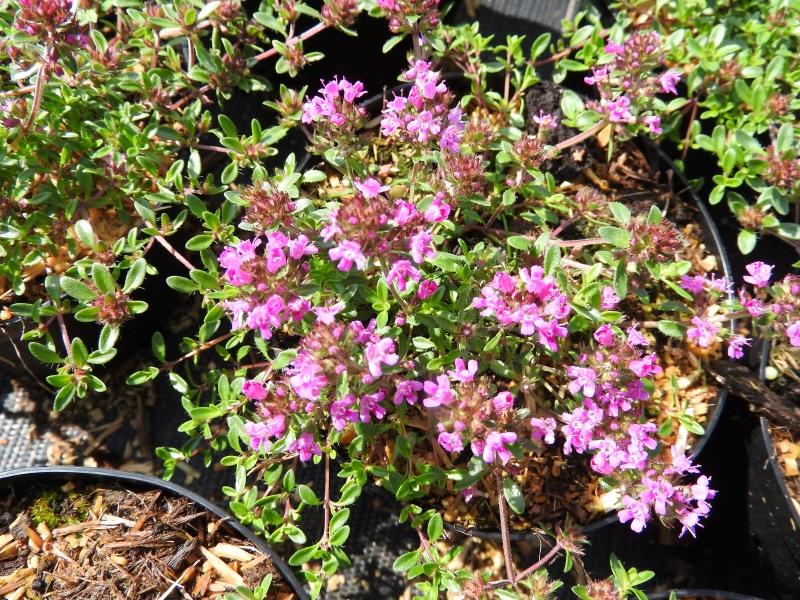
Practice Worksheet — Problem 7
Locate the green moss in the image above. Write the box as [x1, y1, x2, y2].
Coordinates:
[28, 489, 92, 528]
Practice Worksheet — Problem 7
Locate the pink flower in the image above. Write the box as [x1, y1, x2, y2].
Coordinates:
[605, 95, 634, 123]
[409, 230, 435, 264]
[593, 324, 615, 347]
[787, 322, 800, 347]
[629, 353, 663, 378]
[462, 487, 478, 502]
[566, 366, 597, 398]
[394, 380, 423, 405]
[417, 279, 439, 299]
[289, 432, 321, 462]
[532, 110, 559, 130]
[359, 390, 387, 423]
[329, 240, 367, 271]
[246, 295, 286, 338]
[437, 430, 464, 453]
[448, 358, 477, 383]
[287, 234, 318, 260]
[481, 431, 517, 465]
[355, 177, 389, 198]
[644, 115, 662, 134]
[743, 261, 773, 289]
[601, 286, 620, 309]
[387, 259, 421, 292]
[604, 41, 624, 55]
[242, 380, 267, 401]
[392, 200, 418, 225]
[584, 66, 609, 86]
[687, 316, 719, 348]
[331, 395, 359, 430]
[626, 325, 649, 348]
[313, 301, 345, 325]
[422, 375, 456, 408]
[364, 337, 399, 377]
[618, 495, 650, 533]
[681, 274, 707, 294]
[530, 417, 557, 445]
[289, 354, 328, 401]
[492, 391, 515, 413]
[727, 335, 751, 359]
[244, 422, 273, 452]
[407, 110, 441, 142]
[659, 69, 681, 95]
[423, 194, 450, 222]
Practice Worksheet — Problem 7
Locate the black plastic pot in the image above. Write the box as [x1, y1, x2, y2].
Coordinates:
[648, 591, 765, 600]
[0, 465, 309, 599]
[745, 340, 800, 595]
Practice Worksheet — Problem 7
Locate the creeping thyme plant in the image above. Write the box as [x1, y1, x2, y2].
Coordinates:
[146, 4, 745, 594]
[559, 0, 800, 259]
[0, 0, 358, 407]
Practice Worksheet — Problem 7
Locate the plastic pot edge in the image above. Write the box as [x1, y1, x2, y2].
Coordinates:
[0, 465, 310, 600]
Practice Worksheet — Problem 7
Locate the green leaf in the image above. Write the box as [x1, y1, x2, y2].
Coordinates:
[543, 243, 561, 275]
[92, 263, 115, 294]
[507, 235, 531, 251]
[502, 478, 525, 515]
[598, 226, 631, 248]
[70, 337, 88, 367]
[53, 384, 76, 411]
[298, 484, 320, 506]
[60, 276, 96, 302]
[608, 202, 631, 224]
[74, 219, 96, 247]
[392, 550, 420, 573]
[737, 229, 757, 254]
[167, 276, 198, 293]
[123, 258, 146, 293]
[28, 342, 63, 364]
[382, 34, 406, 53]
[426, 513, 443, 542]
[657, 320, 686, 338]
[288, 544, 319, 566]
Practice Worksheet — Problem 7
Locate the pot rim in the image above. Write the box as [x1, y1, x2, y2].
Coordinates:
[757, 338, 800, 528]
[647, 589, 765, 600]
[0, 465, 309, 599]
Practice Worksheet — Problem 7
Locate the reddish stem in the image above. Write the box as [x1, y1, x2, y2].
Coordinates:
[154, 234, 198, 272]
[252, 22, 328, 62]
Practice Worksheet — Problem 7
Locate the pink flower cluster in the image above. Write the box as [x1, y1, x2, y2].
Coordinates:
[471, 267, 570, 352]
[381, 60, 464, 152]
[377, 0, 441, 34]
[219, 235, 317, 338]
[735, 263, 800, 349]
[302, 77, 366, 127]
[584, 31, 679, 135]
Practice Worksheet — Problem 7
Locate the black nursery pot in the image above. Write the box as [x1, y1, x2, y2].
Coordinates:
[745, 341, 800, 594]
[0, 465, 309, 599]
[648, 590, 766, 600]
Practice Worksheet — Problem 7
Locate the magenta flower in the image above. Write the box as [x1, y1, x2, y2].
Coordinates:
[289, 354, 328, 401]
[593, 324, 615, 347]
[329, 240, 367, 271]
[605, 95, 634, 123]
[393, 380, 423, 405]
[423, 193, 450, 223]
[604, 41, 624, 55]
[492, 391, 515, 413]
[364, 337, 399, 377]
[601, 285, 620, 309]
[387, 259, 421, 292]
[246, 295, 285, 338]
[355, 177, 389, 198]
[618, 495, 650, 533]
[727, 335, 751, 359]
[787, 322, 800, 347]
[626, 325, 649, 348]
[448, 358, 477, 383]
[359, 390, 387, 423]
[629, 353, 662, 378]
[659, 69, 681, 95]
[530, 417, 557, 445]
[417, 279, 439, 299]
[244, 422, 272, 452]
[532, 110, 559, 130]
[392, 200, 418, 226]
[313, 301, 345, 325]
[743, 261, 773, 288]
[680, 274, 707, 294]
[687, 316, 719, 348]
[481, 431, 517, 465]
[437, 430, 464, 453]
[331, 395, 359, 431]
[644, 115, 662, 134]
[422, 375, 456, 408]
[242, 380, 267, 401]
[566, 366, 598, 398]
[287, 234, 318, 260]
[289, 432, 321, 462]
[409, 230, 435, 264]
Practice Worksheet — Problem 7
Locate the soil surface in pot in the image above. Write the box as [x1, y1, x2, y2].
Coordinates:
[0, 481, 295, 599]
